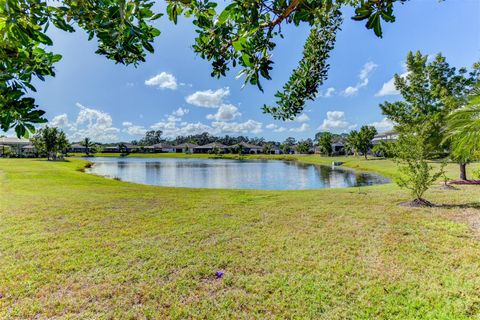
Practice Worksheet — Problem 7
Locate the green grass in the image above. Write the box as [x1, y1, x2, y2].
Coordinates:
[1, 156, 480, 318]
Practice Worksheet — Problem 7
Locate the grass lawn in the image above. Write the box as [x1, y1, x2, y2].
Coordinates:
[1, 156, 480, 318]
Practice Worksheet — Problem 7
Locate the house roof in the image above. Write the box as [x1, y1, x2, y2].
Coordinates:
[0, 137, 31, 145]
[195, 142, 228, 149]
[22, 145, 35, 149]
[70, 143, 86, 148]
[235, 141, 263, 149]
[374, 130, 397, 139]
[150, 143, 174, 149]
[174, 143, 199, 148]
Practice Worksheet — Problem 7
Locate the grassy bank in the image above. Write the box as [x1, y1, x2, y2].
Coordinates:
[1, 157, 480, 318]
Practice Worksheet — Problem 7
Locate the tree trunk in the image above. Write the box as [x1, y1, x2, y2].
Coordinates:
[460, 162, 467, 180]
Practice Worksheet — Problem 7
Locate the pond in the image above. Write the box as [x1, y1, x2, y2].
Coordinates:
[86, 157, 389, 190]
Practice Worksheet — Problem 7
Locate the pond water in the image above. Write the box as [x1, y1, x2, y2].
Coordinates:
[86, 157, 389, 190]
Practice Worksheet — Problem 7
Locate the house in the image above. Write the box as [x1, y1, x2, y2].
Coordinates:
[372, 130, 398, 145]
[21, 145, 37, 156]
[68, 143, 87, 153]
[331, 142, 345, 155]
[148, 143, 175, 153]
[173, 143, 199, 153]
[0, 137, 33, 156]
[233, 142, 263, 154]
[126, 144, 141, 152]
[269, 146, 282, 155]
[194, 142, 229, 154]
[103, 145, 120, 153]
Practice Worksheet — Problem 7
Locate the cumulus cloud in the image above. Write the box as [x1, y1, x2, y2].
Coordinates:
[122, 121, 133, 126]
[289, 123, 310, 133]
[319, 111, 356, 131]
[50, 114, 69, 127]
[318, 87, 335, 98]
[185, 87, 230, 108]
[212, 120, 262, 135]
[145, 72, 178, 90]
[375, 72, 408, 97]
[369, 117, 394, 132]
[50, 103, 120, 142]
[206, 104, 241, 121]
[172, 107, 189, 117]
[123, 124, 147, 136]
[266, 123, 286, 132]
[342, 61, 378, 96]
[150, 119, 263, 137]
[295, 113, 310, 123]
[343, 86, 358, 97]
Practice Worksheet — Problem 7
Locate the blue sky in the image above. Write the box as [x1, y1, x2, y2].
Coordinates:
[30, 0, 479, 142]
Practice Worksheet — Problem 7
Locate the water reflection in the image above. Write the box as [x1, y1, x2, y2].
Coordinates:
[87, 157, 389, 190]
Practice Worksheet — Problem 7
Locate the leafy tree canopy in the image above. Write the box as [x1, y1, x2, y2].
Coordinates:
[317, 131, 333, 156]
[380, 51, 479, 149]
[2, 0, 405, 137]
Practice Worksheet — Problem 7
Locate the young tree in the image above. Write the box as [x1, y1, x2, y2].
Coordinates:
[395, 133, 445, 206]
[81, 137, 94, 156]
[445, 84, 480, 180]
[357, 126, 377, 159]
[1, 0, 410, 136]
[381, 51, 479, 176]
[118, 143, 129, 157]
[317, 132, 333, 156]
[345, 130, 360, 156]
[372, 141, 396, 158]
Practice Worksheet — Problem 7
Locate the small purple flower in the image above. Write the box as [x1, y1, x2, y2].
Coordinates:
[215, 271, 224, 279]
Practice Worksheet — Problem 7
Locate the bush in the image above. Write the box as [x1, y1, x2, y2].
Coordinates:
[395, 133, 445, 205]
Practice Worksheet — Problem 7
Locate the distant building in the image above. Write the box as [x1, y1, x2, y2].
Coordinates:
[173, 143, 199, 153]
[103, 145, 120, 153]
[68, 143, 87, 153]
[372, 130, 398, 145]
[233, 142, 263, 154]
[0, 137, 34, 156]
[145, 143, 175, 153]
[194, 142, 229, 154]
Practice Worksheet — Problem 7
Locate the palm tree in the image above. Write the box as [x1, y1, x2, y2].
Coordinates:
[81, 137, 93, 156]
[446, 85, 480, 180]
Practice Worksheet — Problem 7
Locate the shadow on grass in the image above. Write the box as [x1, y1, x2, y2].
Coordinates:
[437, 202, 480, 209]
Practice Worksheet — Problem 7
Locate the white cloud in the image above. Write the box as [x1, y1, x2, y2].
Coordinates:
[318, 87, 335, 98]
[50, 114, 69, 127]
[343, 86, 359, 97]
[319, 111, 355, 131]
[375, 72, 408, 97]
[289, 123, 310, 133]
[167, 115, 181, 122]
[266, 123, 286, 132]
[185, 87, 230, 108]
[375, 77, 398, 97]
[123, 125, 147, 136]
[122, 121, 133, 126]
[172, 107, 189, 117]
[295, 113, 310, 123]
[145, 72, 178, 90]
[50, 103, 120, 142]
[369, 117, 394, 132]
[206, 104, 241, 121]
[342, 61, 378, 96]
[212, 120, 262, 134]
